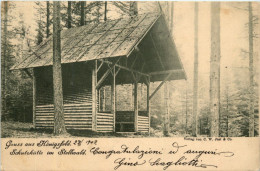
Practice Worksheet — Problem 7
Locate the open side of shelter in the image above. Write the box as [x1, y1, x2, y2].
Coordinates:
[11, 13, 186, 133]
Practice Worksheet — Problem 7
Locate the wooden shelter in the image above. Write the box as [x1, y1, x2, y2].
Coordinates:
[11, 13, 186, 133]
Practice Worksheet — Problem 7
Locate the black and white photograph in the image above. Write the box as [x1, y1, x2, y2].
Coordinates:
[1, 1, 259, 139]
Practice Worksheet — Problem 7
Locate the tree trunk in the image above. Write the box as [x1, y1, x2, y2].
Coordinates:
[111, 67, 116, 132]
[210, 2, 221, 137]
[1, 1, 8, 120]
[192, 2, 199, 137]
[163, 82, 170, 136]
[130, 1, 138, 17]
[33, 69, 36, 128]
[104, 1, 107, 21]
[46, 1, 50, 38]
[53, 1, 66, 135]
[185, 85, 188, 134]
[67, 1, 72, 28]
[92, 61, 97, 131]
[226, 94, 229, 137]
[80, 1, 85, 26]
[134, 81, 138, 132]
[248, 2, 254, 137]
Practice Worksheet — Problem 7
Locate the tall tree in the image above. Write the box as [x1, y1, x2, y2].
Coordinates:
[80, 1, 85, 26]
[53, 1, 66, 135]
[67, 1, 72, 28]
[163, 83, 170, 136]
[192, 2, 199, 137]
[130, 1, 138, 17]
[248, 2, 254, 137]
[36, 20, 43, 45]
[104, 1, 107, 21]
[46, 1, 50, 38]
[1, 1, 8, 120]
[210, 2, 221, 137]
[35, 2, 47, 43]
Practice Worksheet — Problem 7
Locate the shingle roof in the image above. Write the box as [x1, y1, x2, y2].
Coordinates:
[11, 13, 160, 70]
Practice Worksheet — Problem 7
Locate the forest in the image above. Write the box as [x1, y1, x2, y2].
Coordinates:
[1, 1, 259, 137]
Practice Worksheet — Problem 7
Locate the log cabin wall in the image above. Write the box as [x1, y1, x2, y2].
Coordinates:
[35, 63, 93, 130]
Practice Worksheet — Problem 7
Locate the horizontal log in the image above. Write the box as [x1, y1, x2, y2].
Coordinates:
[36, 114, 54, 117]
[36, 103, 93, 108]
[97, 119, 113, 123]
[96, 125, 114, 128]
[97, 113, 113, 116]
[64, 110, 92, 114]
[97, 122, 113, 125]
[36, 121, 92, 125]
[96, 130, 113, 132]
[138, 121, 149, 124]
[138, 119, 148, 122]
[36, 118, 54, 121]
[138, 116, 148, 119]
[97, 116, 113, 120]
[138, 125, 149, 128]
[138, 128, 149, 130]
[64, 117, 92, 120]
[96, 129, 113, 131]
[66, 127, 92, 130]
[138, 124, 149, 127]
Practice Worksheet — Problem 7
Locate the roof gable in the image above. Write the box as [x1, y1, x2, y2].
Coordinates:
[11, 13, 160, 70]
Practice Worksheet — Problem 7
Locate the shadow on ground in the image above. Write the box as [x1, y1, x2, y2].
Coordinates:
[1, 121, 150, 138]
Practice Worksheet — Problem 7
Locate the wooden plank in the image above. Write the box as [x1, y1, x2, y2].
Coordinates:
[66, 128, 92, 130]
[97, 122, 114, 125]
[138, 121, 149, 124]
[96, 125, 114, 128]
[97, 113, 113, 116]
[138, 116, 148, 119]
[97, 117, 113, 121]
[64, 110, 92, 113]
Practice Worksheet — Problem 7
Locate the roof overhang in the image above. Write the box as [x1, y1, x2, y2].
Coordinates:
[11, 13, 186, 82]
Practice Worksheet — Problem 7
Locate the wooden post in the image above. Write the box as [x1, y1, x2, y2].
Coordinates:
[92, 60, 97, 131]
[134, 79, 138, 132]
[33, 69, 36, 128]
[111, 66, 116, 132]
[147, 79, 150, 135]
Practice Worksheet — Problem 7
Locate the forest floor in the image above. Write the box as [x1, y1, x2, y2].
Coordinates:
[1, 121, 184, 138]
